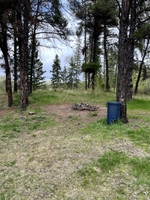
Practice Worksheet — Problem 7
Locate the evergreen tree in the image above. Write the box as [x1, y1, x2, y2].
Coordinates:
[61, 66, 68, 85]
[51, 55, 61, 90]
[67, 57, 76, 89]
[28, 39, 45, 91]
[32, 58, 46, 90]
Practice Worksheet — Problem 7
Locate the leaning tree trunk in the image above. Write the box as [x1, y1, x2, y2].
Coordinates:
[134, 39, 149, 95]
[117, 0, 130, 123]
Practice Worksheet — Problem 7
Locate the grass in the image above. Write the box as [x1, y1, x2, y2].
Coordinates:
[0, 111, 57, 140]
[0, 89, 150, 199]
[128, 98, 150, 111]
[89, 111, 98, 117]
[78, 151, 150, 198]
[27, 89, 116, 106]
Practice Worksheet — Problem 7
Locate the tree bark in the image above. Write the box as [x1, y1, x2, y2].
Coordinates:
[92, 16, 99, 91]
[85, 72, 87, 90]
[29, 0, 40, 94]
[104, 23, 109, 92]
[14, 31, 18, 92]
[4, 52, 13, 107]
[0, 22, 13, 107]
[92, 71, 95, 92]
[17, 0, 30, 110]
[134, 39, 149, 95]
[126, 0, 136, 100]
[117, 0, 130, 123]
[88, 72, 90, 88]
[84, 6, 88, 90]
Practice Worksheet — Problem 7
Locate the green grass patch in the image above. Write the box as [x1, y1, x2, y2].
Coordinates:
[129, 114, 150, 122]
[78, 151, 150, 195]
[29, 91, 59, 105]
[128, 98, 150, 111]
[68, 115, 80, 121]
[0, 113, 57, 140]
[125, 128, 150, 146]
[82, 118, 150, 149]
[2, 114, 13, 122]
[82, 118, 124, 140]
[4, 160, 17, 167]
[96, 151, 127, 172]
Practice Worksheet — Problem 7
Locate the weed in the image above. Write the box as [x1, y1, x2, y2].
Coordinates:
[4, 160, 17, 167]
[89, 111, 98, 117]
[68, 115, 80, 121]
[2, 114, 13, 122]
[28, 156, 34, 162]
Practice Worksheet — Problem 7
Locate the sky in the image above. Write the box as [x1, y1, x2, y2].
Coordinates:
[0, 39, 77, 82]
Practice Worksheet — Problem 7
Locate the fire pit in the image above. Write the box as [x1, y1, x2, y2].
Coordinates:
[72, 103, 98, 111]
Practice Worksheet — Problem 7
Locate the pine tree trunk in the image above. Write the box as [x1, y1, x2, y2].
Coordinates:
[92, 71, 95, 91]
[134, 39, 149, 95]
[0, 23, 13, 107]
[104, 23, 109, 92]
[88, 73, 90, 88]
[117, 0, 130, 123]
[5, 72, 8, 93]
[30, 31, 35, 94]
[4, 53, 13, 107]
[84, 9, 87, 90]
[126, 0, 136, 101]
[29, 0, 40, 94]
[17, 0, 29, 110]
[14, 32, 18, 92]
[92, 15, 98, 91]
[85, 72, 87, 90]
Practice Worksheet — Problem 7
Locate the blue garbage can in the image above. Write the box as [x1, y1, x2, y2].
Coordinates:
[107, 102, 122, 124]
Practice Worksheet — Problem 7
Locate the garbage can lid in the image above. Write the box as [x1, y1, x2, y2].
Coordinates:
[107, 102, 122, 105]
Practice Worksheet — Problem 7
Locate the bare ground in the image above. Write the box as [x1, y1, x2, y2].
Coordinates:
[42, 103, 107, 123]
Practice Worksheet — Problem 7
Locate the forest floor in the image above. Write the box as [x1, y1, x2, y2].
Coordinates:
[0, 89, 150, 200]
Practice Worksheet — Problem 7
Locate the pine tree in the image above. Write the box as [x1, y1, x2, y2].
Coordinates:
[28, 39, 45, 91]
[51, 55, 61, 90]
[32, 58, 46, 90]
[67, 57, 76, 89]
[61, 66, 68, 86]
